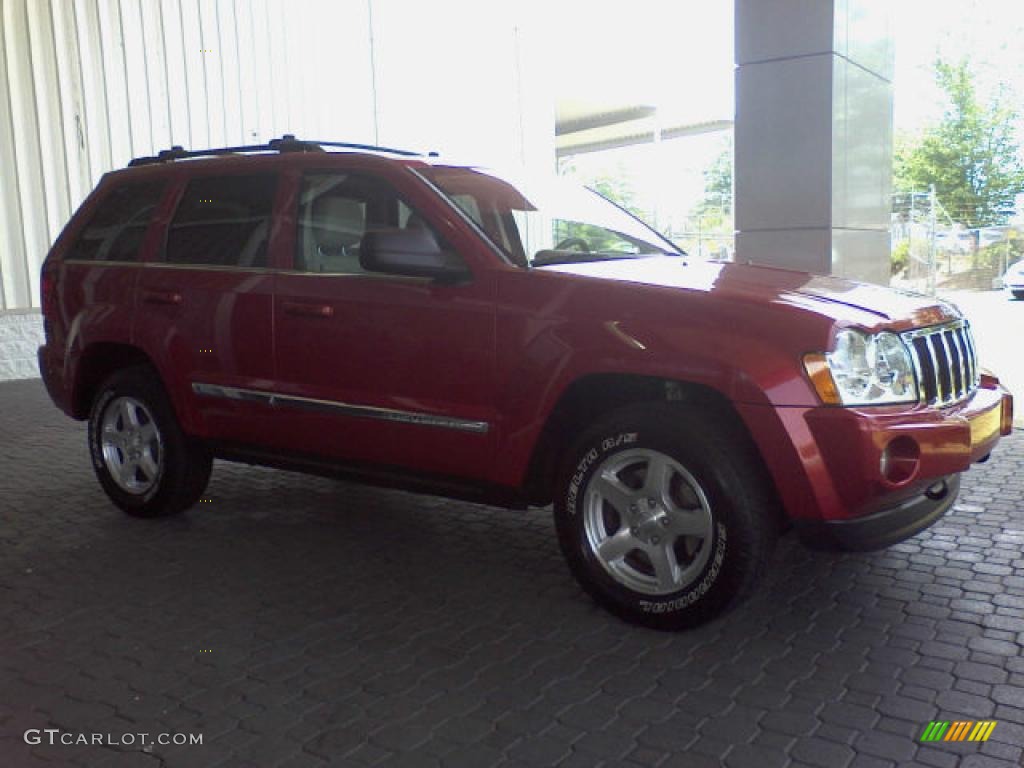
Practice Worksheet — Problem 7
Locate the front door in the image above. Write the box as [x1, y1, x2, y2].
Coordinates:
[271, 167, 497, 480]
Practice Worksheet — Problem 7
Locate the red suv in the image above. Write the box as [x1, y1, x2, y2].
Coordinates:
[38, 136, 1014, 629]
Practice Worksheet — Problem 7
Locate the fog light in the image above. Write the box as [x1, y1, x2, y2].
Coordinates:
[880, 436, 920, 484]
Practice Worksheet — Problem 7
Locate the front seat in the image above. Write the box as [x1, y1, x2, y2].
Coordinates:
[404, 212, 428, 231]
[310, 197, 365, 273]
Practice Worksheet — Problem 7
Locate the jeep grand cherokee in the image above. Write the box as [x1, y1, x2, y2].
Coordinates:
[38, 136, 1014, 629]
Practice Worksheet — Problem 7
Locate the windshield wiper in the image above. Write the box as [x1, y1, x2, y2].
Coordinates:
[531, 250, 667, 267]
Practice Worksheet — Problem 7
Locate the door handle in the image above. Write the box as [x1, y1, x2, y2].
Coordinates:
[142, 290, 183, 305]
[282, 301, 334, 318]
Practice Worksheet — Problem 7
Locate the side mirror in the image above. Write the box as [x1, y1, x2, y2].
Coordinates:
[360, 228, 470, 283]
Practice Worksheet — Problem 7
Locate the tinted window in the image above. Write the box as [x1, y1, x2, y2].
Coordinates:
[165, 175, 277, 267]
[296, 172, 434, 273]
[68, 181, 165, 262]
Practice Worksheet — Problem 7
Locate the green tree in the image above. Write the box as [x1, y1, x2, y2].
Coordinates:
[891, 239, 910, 277]
[684, 140, 734, 257]
[588, 174, 645, 219]
[557, 158, 645, 219]
[694, 141, 732, 218]
[895, 59, 1023, 229]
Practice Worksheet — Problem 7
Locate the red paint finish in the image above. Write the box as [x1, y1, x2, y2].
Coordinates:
[738, 381, 1006, 523]
[38, 150, 1013, 527]
[270, 270, 497, 475]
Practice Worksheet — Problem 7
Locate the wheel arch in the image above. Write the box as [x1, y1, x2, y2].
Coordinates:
[522, 373, 783, 521]
[71, 343, 159, 420]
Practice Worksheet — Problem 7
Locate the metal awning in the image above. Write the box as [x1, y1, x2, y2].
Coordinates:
[556, 98, 732, 157]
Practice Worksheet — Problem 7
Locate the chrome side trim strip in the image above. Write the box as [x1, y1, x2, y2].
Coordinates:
[191, 382, 490, 434]
[65, 260, 432, 282]
[192, 382, 274, 404]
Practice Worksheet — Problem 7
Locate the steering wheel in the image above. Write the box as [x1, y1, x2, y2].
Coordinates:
[555, 237, 590, 252]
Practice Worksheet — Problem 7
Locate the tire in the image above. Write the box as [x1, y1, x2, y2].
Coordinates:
[1012, 290, 1024, 300]
[87, 366, 211, 517]
[554, 402, 779, 630]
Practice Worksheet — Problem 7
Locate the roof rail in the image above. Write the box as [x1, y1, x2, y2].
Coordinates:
[309, 140, 424, 157]
[127, 134, 429, 166]
[128, 134, 321, 166]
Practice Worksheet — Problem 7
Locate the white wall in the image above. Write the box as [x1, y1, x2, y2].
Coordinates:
[0, 0, 555, 314]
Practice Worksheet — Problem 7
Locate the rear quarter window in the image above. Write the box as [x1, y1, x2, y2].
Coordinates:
[67, 181, 166, 262]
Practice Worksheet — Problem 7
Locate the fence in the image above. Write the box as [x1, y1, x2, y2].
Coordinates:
[892, 188, 1018, 295]
[664, 211, 734, 261]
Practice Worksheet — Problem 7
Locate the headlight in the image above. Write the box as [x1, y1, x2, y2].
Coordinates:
[804, 329, 918, 405]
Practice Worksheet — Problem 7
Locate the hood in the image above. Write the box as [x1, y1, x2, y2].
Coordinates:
[541, 256, 960, 330]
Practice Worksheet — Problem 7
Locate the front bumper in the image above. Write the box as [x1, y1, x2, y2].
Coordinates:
[737, 379, 1012, 537]
[797, 474, 959, 551]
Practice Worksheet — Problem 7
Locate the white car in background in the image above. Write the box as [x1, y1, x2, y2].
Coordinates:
[1003, 259, 1024, 299]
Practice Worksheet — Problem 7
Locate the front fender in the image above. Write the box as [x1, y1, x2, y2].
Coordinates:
[491, 313, 819, 488]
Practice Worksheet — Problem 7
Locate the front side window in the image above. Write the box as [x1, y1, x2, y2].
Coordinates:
[419, 166, 682, 268]
[68, 181, 165, 262]
[295, 172, 434, 274]
[165, 174, 277, 268]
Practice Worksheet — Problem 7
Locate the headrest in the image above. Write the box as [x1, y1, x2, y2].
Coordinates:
[405, 212, 428, 230]
[312, 197, 364, 250]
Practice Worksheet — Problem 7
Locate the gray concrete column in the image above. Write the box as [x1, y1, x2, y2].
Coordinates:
[734, 0, 894, 285]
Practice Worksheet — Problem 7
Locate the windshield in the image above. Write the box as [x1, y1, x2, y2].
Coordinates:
[418, 166, 683, 268]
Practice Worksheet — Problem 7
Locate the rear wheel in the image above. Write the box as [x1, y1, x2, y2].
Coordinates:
[554, 403, 778, 630]
[88, 367, 211, 517]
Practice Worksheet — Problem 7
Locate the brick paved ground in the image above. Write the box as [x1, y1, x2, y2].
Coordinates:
[1, 378, 1022, 768]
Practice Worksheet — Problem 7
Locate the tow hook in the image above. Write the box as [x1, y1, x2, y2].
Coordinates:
[925, 479, 949, 501]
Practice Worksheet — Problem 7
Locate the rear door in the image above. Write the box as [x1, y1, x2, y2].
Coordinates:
[133, 169, 280, 443]
[57, 178, 168, 391]
[270, 164, 498, 480]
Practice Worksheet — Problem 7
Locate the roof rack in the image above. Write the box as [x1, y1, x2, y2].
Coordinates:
[128, 134, 430, 166]
[312, 140, 426, 157]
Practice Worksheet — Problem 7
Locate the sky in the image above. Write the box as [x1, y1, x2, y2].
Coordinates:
[893, 0, 1024, 135]
[552, 0, 1024, 226]
[547, 2, 734, 130]
[548, 2, 734, 229]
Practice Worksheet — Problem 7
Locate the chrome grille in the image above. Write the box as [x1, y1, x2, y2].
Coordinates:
[902, 320, 979, 406]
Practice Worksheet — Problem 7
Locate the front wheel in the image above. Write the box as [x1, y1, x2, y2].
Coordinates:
[554, 403, 779, 630]
[88, 367, 211, 517]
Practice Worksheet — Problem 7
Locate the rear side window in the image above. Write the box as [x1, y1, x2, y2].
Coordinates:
[165, 174, 277, 268]
[67, 181, 165, 262]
